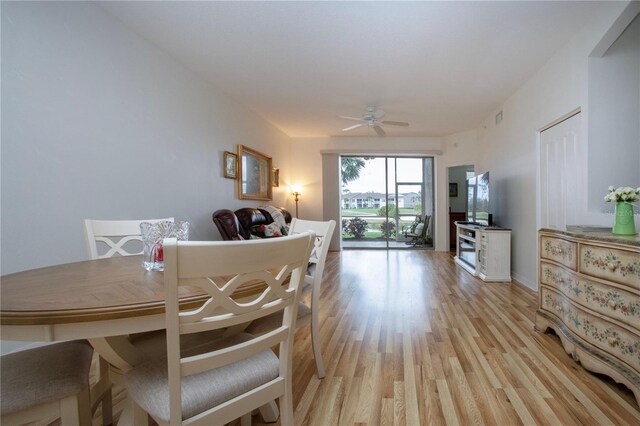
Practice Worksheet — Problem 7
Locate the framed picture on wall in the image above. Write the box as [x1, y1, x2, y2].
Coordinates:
[237, 145, 273, 200]
[449, 182, 458, 197]
[223, 151, 237, 179]
[272, 168, 280, 187]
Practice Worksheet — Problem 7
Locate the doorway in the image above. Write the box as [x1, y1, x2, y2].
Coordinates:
[340, 156, 434, 249]
[447, 165, 475, 250]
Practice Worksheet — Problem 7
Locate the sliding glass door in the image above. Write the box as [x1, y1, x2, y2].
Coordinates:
[341, 156, 434, 249]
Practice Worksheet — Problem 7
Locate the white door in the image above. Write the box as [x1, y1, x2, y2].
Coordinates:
[539, 112, 582, 229]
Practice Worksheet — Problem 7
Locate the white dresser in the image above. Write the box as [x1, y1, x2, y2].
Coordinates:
[536, 228, 640, 405]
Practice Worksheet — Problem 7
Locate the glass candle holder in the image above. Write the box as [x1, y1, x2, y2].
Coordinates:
[140, 221, 189, 271]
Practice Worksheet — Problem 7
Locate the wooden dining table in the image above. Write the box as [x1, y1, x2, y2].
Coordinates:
[1, 255, 270, 367]
[1, 254, 282, 424]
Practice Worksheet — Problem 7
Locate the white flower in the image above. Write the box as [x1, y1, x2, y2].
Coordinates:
[604, 185, 640, 202]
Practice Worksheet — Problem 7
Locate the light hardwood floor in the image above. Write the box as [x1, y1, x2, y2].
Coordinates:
[40, 249, 640, 425]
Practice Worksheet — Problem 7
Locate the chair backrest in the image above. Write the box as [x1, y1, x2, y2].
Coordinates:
[163, 233, 315, 425]
[424, 214, 433, 242]
[288, 218, 336, 289]
[84, 218, 174, 259]
[212, 209, 243, 241]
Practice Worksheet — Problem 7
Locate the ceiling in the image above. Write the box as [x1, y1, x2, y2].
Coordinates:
[101, 1, 615, 138]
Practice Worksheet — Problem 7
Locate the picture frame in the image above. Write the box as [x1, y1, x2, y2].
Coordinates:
[272, 168, 280, 187]
[238, 145, 273, 200]
[223, 151, 237, 179]
[449, 182, 458, 197]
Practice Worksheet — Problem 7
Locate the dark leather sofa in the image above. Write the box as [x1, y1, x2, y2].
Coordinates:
[212, 207, 292, 240]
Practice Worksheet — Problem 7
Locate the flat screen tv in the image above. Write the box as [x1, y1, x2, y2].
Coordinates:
[466, 172, 491, 225]
[475, 172, 490, 226]
[466, 176, 476, 222]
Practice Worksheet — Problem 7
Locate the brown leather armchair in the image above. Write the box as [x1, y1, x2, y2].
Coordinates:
[213, 207, 292, 240]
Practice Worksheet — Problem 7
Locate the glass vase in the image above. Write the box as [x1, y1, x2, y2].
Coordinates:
[612, 202, 636, 235]
[140, 221, 190, 271]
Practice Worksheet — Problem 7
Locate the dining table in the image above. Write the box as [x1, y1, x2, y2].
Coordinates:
[0, 254, 281, 424]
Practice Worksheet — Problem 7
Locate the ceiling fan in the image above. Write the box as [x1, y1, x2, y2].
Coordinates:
[338, 106, 409, 136]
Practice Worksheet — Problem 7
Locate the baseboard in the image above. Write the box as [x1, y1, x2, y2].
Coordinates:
[511, 272, 537, 292]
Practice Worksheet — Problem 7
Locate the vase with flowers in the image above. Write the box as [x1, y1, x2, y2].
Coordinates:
[604, 186, 639, 235]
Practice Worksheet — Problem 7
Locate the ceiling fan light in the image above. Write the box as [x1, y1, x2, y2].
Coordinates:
[337, 106, 406, 136]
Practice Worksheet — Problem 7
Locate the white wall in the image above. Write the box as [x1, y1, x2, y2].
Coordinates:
[473, 3, 630, 289]
[1, 1, 293, 276]
[587, 15, 640, 212]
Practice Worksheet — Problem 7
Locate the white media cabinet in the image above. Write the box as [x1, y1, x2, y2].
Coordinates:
[454, 222, 512, 282]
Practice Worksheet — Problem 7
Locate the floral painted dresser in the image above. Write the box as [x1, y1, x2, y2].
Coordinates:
[536, 228, 640, 405]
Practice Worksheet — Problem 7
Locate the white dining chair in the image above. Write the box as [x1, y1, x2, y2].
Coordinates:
[84, 217, 174, 259]
[83, 216, 173, 424]
[247, 218, 336, 378]
[123, 233, 315, 426]
[1, 340, 94, 426]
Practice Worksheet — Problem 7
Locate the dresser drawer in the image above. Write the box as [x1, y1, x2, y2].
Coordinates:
[580, 244, 640, 291]
[541, 235, 577, 270]
[541, 262, 640, 330]
[541, 287, 640, 372]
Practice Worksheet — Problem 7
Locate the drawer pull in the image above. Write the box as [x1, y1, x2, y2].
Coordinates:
[542, 238, 575, 266]
[607, 262, 618, 272]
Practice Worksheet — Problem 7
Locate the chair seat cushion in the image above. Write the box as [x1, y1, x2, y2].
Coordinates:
[0, 340, 93, 414]
[123, 333, 279, 423]
[245, 302, 311, 335]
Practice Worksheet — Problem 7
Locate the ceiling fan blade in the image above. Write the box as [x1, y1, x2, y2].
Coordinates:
[373, 125, 386, 136]
[338, 115, 365, 122]
[381, 120, 410, 127]
[342, 123, 365, 132]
